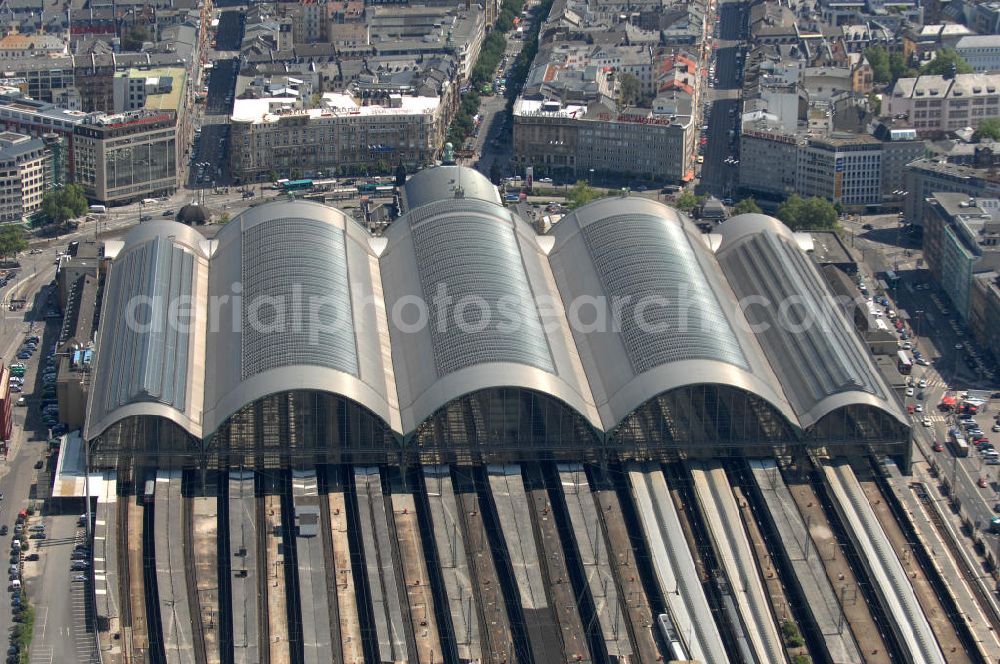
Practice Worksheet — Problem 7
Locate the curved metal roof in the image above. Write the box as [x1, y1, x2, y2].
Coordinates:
[547, 197, 797, 430]
[715, 213, 907, 429]
[202, 199, 401, 435]
[401, 165, 503, 213]
[85, 221, 210, 440]
[381, 195, 601, 435]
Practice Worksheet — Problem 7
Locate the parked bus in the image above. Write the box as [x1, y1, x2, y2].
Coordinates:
[143, 479, 156, 504]
[281, 179, 314, 192]
[883, 269, 900, 287]
[897, 350, 912, 375]
[949, 429, 970, 457]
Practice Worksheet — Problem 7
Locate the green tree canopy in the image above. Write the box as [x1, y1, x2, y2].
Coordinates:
[121, 25, 151, 51]
[864, 46, 891, 85]
[920, 48, 974, 76]
[732, 197, 762, 215]
[618, 73, 642, 107]
[567, 180, 601, 208]
[974, 118, 1000, 142]
[674, 190, 704, 213]
[40, 184, 88, 226]
[776, 194, 838, 230]
[0, 225, 28, 259]
[889, 52, 916, 81]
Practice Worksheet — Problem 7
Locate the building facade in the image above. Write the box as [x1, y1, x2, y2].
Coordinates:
[903, 159, 1000, 226]
[229, 93, 447, 180]
[885, 74, 1000, 136]
[797, 135, 883, 207]
[922, 192, 1000, 322]
[738, 124, 924, 208]
[0, 132, 50, 223]
[512, 98, 695, 183]
[73, 111, 178, 204]
[955, 36, 1000, 73]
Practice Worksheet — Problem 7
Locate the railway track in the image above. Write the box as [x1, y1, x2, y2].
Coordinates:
[256, 490, 272, 664]
[182, 474, 208, 664]
[118, 493, 136, 663]
[912, 481, 1000, 637]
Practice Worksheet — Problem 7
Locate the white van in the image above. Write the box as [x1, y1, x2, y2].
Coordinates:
[88, 204, 107, 214]
[141, 198, 157, 205]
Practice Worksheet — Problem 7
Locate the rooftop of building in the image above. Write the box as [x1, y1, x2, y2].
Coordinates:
[0, 94, 92, 124]
[231, 93, 440, 124]
[890, 72, 1000, 100]
[0, 131, 44, 159]
[955, 34, 1000, 48]
[908, 157, 1000, 184]
[930, 192, 1000, 253]
[122, 67, 187, 112]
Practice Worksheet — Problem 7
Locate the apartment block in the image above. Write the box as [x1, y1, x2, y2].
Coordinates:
[512, 96, 695, 183]
[73, 110, 178, 204]
[0, 132, 50, 223]
[885, 73, 1000, 136]
[229, 93, 447, 181]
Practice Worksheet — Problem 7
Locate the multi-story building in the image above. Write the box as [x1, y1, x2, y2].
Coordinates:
[0, 32, 65, 59]
[922, 192, 1000, 322]
[0, 94, 89, 181]
[903, 159, 1000, 225]
[738, 124, 799, 197]
[73, 110, 178, 204]
[970, 272, 1000, 372]
[970, 2, 1000, 36]
[797, 135, 884, 207]
[0, 132, 50, 223]
[512, 96, 695, 183]
[229, 93, 447, 180]
[885, 73, 1000, 136]
[954, 36, 1000, 74]
[738, 122, 925, 208]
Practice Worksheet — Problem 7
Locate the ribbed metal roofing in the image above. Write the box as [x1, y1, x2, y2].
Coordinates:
[85, 174, 906, 447]
[106, 236, 193, 408]
[240, 216, 358, 379]
[401, 165, 503, 213]
[581, 211, 748, 373]
[201, 200, 401, 437]
[408, 198, 555, 375]
[86, 221, 210, 440]
[547, 197, 797, 431]
[381, 194, 601, 435]
[715, 214, 904, 428]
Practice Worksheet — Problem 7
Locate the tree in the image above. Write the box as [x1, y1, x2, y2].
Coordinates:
[567, 180, 601, 208]
[776, 194, 838, 230]
[732, 197, 762, 215]
[920, 48, 974, 76]
[40, 184, 88, 226]
[0, 226, 28, 260]
[867, 92, 881, 116]
[864, 47, 891, 85]
[674, 190, 703, 213]
[121, 25, 151, 51]
[395, 163, 407, 187]
[974, 118, 1000, 142]
[618, 73, 642, 108]
[889, 52, 916, 81]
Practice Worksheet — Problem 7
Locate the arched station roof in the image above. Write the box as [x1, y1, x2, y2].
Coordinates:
[401, 165, 503, 214]
[85, 171, 908, 450]
[547, 197, 798, 432]
[379, 194, 601, 436]
[86, 221, 211, 440]
[201, 199, 401, 436]
[714, 213, 908, 430]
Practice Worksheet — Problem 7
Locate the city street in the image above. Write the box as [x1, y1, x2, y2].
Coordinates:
[697, 0, 746, 199]
[841, 215, 1000, 557]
